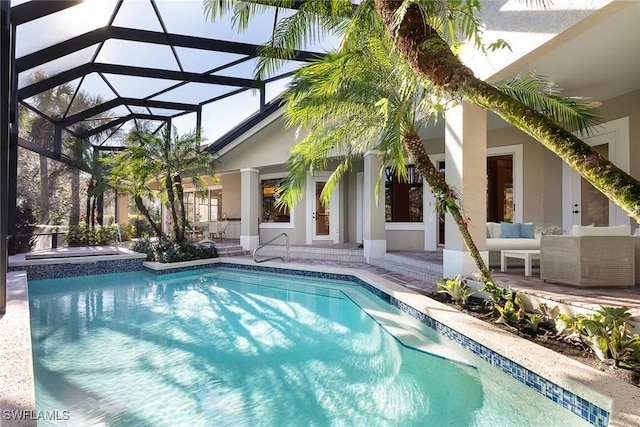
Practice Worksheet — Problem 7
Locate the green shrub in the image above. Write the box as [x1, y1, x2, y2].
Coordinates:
[558, 306, 640, 367]
[129, 236, 218, 263]
[14, 201, 37, 253]
[117, 223, 136, 241]
[66, 222, 117, 246]
[128, 215, 159, 238]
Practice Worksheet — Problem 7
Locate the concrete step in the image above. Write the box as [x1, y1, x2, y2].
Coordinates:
[216, 245, 250, 257]
[371, 253, 443, 286]
[253, 245, 366, 263]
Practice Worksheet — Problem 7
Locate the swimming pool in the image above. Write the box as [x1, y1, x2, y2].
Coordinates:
[28, 267, 595, 426]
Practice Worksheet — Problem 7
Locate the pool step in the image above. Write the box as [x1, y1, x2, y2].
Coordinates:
[254, 245, 366, 263]
[216, 245, 250, 257]
[371, 252, 443, 286]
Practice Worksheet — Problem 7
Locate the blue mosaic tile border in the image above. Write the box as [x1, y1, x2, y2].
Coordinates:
[10, 258, 145, 280]
[390, 300, 609, 427]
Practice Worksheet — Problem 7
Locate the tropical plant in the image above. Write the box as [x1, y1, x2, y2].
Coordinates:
[373, 0, 640, 221]
[203, 0, 614, 291]
[64, 91, 111, 227]
[494, 291, 526, 329]
[436, 275, 474, 306]
[559, 306, 640, 367]
[107, 151, 163, 238]
[129, 235, 219, 263]
[22, 70, 74, 225]
[108, 125, 214, 242]
[85, 148, 113, 228]
[65, 222, 117, 246]
[14, 201, 37, 253]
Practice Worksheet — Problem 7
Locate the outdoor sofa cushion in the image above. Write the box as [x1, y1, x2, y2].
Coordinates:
[571, 224, 631, 236]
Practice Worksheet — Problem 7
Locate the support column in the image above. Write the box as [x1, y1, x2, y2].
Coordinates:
[423, 187, 438, 251]
[443, 102, 488, 278]
[0, 1, 11, 314]
[240, 168, 260, 251]
[115, 193, 129, 225]
[363, 151, 386, 263]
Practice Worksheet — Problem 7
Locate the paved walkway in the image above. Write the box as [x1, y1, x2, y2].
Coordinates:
[235, 246, 640, 323]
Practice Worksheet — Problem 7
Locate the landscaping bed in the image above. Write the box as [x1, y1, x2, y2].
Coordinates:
[428, 292, 640, 388]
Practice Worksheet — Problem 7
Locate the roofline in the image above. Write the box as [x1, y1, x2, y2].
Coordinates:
[204, 99, 285, 157]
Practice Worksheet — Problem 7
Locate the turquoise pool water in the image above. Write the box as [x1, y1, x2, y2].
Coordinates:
[29, 268, 592, 426]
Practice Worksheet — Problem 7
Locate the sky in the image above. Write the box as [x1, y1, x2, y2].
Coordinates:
[15, 0, 341, 145]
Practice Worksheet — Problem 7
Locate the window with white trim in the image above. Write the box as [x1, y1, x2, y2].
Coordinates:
[385, 165, 423, 222]
[262, 178, 290, 223]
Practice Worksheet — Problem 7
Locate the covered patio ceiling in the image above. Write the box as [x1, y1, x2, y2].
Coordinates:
[10, 0, 333, 153]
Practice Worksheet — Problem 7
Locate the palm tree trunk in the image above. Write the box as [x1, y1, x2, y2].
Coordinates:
[403, 133, 493, 284]
[85, 183, 93, 225]
[134, 195, 163, 237]
[375, 0, 640, 221]
[70, 169, 80, 226]
[96, 193, 104, 226]
[38, 154, 50, 225]
[90, 197, 97, 228]
[164, 175, 181, 241]
[173, 175, 187, 243]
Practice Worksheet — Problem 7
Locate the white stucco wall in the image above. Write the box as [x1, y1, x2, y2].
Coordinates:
[464, 0, 612, 80]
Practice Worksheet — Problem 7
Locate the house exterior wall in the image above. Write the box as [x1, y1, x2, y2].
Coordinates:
[219, 172, 241, 220]
[587, 89, 640, 228]
[194, 1, 636, 253]
[204, 87, 638, 250]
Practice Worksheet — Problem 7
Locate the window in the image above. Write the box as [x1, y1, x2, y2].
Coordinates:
[262, 178, 290, 223]
[183, 189, 222, 223]
[385, 165, 423, 222]
[487, 155, 514, 223]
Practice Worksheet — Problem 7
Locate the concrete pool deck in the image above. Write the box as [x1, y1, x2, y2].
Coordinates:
[1, 254, 639, 426]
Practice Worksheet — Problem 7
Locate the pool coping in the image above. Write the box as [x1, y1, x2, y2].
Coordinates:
[2, 257, 639, 426]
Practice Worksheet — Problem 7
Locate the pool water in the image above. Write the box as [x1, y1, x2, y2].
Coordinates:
[28, 268, 592, 426]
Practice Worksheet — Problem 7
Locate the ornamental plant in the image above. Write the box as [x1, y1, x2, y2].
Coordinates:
[436, 275, 475, 307]
[560, 306, 640, 367]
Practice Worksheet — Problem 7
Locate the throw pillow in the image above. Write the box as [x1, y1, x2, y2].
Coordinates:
[500, 222, 520, 238]
[486, 225, 491, 238]
[520, 222, 534, 239]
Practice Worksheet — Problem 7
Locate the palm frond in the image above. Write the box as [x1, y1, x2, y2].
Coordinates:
[495, 72, 602, 135]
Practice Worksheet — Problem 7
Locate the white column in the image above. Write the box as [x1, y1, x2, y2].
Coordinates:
[443, 102, 488, 278]
[240, 168, 260, 251]
[363, 151, 386, 262]
[423, 187, 438, 251]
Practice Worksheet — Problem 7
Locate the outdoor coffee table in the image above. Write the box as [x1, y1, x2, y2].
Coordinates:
[500, 249, 541, 277]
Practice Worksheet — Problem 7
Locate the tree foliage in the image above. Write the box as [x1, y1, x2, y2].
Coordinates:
[108, 125, 214, 243]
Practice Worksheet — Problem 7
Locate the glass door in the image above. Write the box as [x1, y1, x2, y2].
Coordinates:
[313, 180, 331, 238]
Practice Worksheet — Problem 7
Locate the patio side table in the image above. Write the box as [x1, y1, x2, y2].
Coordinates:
[501, 249, 541, 277]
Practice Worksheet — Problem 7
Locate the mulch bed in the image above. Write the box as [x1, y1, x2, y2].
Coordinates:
[427, 293, 640, 388]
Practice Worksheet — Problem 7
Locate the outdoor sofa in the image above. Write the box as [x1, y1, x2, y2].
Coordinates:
[486, 222, 540, 267]
[540, 225, 635, 287]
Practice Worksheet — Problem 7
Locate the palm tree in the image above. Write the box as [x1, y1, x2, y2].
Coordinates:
[275, 22, 600, 286]
[64, 92, 109, 226]
[204, 0, 640, 222]
[106, 151, 163, 237]
[85, 148, 113, 227]
[25, 70, 74, 224]
[111, 126, 214, 243]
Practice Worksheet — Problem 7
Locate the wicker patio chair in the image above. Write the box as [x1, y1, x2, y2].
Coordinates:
[540, 235, 635, 287]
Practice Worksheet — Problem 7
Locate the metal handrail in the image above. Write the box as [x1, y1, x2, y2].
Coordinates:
[252, 232, 290, 263]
